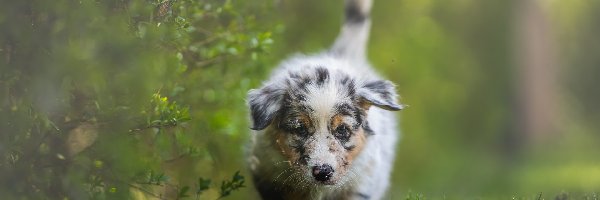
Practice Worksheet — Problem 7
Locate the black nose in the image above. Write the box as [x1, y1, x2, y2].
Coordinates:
[312, 164, 334, 182]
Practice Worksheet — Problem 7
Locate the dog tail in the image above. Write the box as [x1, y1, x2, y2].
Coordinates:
[329, 0, 373, 61]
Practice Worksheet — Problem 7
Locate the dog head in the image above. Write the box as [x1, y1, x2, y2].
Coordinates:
[248, 61, 402, 186]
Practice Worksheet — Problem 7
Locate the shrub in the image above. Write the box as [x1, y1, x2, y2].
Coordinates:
[0, 0, 277, 199]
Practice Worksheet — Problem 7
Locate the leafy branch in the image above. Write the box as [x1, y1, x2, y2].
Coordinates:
[218, 171, 245, 199]
[130, 93, 191, 133]
[133, 170, 245, 200]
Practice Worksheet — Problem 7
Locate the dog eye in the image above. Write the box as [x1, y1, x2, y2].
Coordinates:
[293, 126, 309, 135]
[334, 125, 350, 140]
[285, 119, 308, 135]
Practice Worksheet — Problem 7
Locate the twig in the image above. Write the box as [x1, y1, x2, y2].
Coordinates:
[128, 123, 177, 133]
[194, 55, 225, 68]
[194, 35, 220, 46]
[105, 169, 168, 200]
[126, 182, 168, 200]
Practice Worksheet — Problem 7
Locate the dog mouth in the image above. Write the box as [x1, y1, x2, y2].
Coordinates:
[305, 172, 337, 186]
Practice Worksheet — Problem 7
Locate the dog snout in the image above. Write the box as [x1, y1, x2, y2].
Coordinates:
[312, 164, 334, 182]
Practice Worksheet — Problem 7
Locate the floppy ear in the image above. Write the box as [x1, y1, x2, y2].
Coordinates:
[357, 80, 403, 111]
[247, 84, 285, 130]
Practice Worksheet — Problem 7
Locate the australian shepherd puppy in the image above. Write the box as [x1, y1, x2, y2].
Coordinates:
[246, 0, 403, 199]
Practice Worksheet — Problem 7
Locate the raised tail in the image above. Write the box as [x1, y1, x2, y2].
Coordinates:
[329, 0, 373, 61]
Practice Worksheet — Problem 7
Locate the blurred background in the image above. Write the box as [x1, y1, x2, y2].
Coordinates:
[1, 0, 599, 199]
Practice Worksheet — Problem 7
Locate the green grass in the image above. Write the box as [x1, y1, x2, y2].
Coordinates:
[401, 192, 599, 200]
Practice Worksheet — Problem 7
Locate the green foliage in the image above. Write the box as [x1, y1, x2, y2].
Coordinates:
[218, 171, 246, 199]
[131, 93, 191, 132]
[0, 0, 275, 199]
[130, 170, 244, 200]
[398, 192, 600, 200]
[404, 191, 426, 200]
[2, 0, 600, 199]
[197, 177, 212, 197]
[178, 186, 191, 199]
[144, 170, 169, 185]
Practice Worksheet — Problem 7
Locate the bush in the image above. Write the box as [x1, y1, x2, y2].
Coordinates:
[0, 0, 277, 199]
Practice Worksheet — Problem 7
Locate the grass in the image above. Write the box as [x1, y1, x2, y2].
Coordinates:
[401, 192, 599, 200]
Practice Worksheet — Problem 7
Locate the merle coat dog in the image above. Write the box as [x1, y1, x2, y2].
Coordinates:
[247, 0, 403, 199]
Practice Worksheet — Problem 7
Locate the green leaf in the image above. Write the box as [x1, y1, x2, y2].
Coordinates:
[178, 186, 190, 198]
[218, 171, 245, 198]
[197, 177, 211, 195]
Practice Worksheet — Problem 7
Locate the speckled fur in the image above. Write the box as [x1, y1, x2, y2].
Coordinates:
[247, 0, 402, 199]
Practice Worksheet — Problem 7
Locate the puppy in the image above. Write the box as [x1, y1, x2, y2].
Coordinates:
[247, 0, 403, 199]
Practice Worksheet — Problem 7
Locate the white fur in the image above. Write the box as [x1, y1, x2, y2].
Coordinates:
[248, 55, 400, 200]
[247, 0, 401, 199]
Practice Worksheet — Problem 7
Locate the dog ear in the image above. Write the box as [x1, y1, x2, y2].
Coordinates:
[357, 80, 403, 111]
[247, 84, 285, 130]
